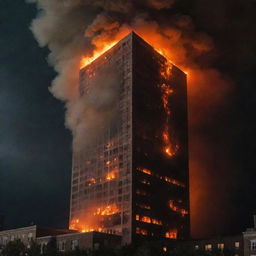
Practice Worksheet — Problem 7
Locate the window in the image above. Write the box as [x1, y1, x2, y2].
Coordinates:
[195, 245, 199, 250]
[94, 243, 100, 250]
[58, 241, 66, 251]
[71, 240, 78, 250]
[28, 232, 33, 241]
[205, 244, 212, 251]
[40, 243, 47, 254]
[251, 240, 256, 251]
[235, 241, 240, 249]
[217, 243, 224, 250]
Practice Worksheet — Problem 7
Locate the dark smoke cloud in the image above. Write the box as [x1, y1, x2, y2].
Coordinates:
[27, 0, 234, 237]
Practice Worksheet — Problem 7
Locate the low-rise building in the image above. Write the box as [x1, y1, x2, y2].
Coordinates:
[181, 234, 243, 255]
[0, 225, 121, 253]
[37, 231, 121, 253]
[243, 216, 256, 256]
[0, 225, 75, 248]
[179, 216, 256, 256]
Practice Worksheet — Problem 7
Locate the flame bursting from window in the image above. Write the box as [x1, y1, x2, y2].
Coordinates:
[165, 229, 177, 239]
[169, 200, 188, 217]
[136, 214, 163, 225]
[137, 167, 152, 175]
[106, 169, 118, 181]
[69, 204, 120, 233]
[93, 204, 119, 216]
[137, 167, 185, 187]
[136, 227, 148, 236]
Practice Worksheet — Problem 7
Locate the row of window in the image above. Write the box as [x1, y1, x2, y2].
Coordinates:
[0, 232, 34, 245]
[196, 241, 240, 251]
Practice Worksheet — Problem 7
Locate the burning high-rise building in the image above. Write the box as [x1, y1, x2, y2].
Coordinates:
[69, 32, 189, 244]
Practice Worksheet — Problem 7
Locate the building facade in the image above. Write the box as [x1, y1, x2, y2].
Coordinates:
[0, 215, 4, 231]
[182, 235, 244, 255]
[0, 225, 121, 253]
[69, 32, 189, 244]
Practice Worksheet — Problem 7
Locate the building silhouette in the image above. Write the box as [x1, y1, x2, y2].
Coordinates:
[69, 32, 189, 244]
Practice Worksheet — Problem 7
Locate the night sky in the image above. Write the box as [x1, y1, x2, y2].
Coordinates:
[0, 0, 256, 237]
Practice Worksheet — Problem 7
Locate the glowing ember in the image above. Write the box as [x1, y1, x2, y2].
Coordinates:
[106, 169, 118, 181]
[169, 200, 188, 216]
[86, 178, 96, 187]
[137, 167, 152, 175]
[165, 230, 177, 239]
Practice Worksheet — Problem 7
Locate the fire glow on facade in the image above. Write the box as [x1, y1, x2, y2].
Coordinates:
[70, 32, 189, 244]
[80, 30, 180, 157]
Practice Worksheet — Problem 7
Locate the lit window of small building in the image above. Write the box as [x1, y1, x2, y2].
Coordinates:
[71, 239, 78, 250]
[58, 241, 66, 251]
[163, 247, 167, 252]
[250, 240, 256, 251]
[195, 245, 199, 250]
[28, 232, 33, 242]
[217, 243, 224, 250]
[205, 244, 212, 251]
[235, 241, 240, 249]
[40, 242, 47, 254]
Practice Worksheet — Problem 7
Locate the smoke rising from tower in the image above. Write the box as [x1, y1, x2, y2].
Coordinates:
[27, 0, 232, 237]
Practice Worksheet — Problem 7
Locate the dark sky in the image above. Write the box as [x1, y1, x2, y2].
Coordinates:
[0, 0, 72, 229]
[0, 0, 256, 237]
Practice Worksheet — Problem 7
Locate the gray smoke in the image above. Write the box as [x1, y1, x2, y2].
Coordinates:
[26, 0, 183, 151]
[69, 66, 121, 151]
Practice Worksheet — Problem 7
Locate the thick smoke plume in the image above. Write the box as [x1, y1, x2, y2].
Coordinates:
[27, 0, 232, 237]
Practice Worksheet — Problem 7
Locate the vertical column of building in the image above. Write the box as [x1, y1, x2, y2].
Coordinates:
[69, 34, 134, 244]
[131, 33, 189, 241]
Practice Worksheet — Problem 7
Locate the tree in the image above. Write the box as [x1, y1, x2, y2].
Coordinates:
[27, 240, 41, 256]
[63, 247, 88, 256]
[1, 240, 26, 256]
[43, 237, 58, 256]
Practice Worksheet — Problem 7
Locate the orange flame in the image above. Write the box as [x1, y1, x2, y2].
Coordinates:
[80, 41, 118, 69]
[165, 229, 177, 239]
[94, 204, 119, 216]
[69, 204, 120, 233]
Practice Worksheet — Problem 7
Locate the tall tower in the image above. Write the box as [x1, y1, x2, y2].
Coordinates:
[69, 32, 189, 244]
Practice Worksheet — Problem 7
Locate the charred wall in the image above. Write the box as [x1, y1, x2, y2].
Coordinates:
[132, 33, 190, 241]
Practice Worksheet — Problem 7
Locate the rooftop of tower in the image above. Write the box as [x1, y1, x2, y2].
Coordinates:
[80, 31, 185, 75]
